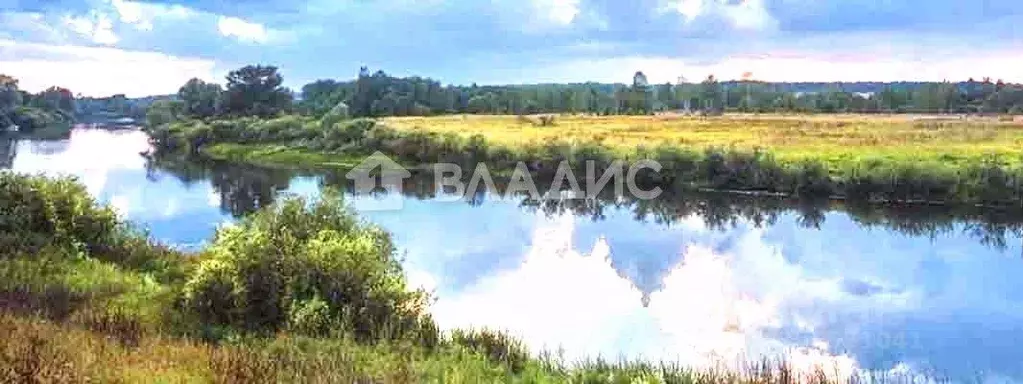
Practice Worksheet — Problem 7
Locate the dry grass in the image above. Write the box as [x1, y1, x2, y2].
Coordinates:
[382, 114, 1023, 166]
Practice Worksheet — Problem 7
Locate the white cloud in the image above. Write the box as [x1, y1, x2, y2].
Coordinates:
[0, 39, 218, 97]
[61, 12, 119, 45]
[217, 16, 269, 44]
[721, 0, 774, 30]
[110, 0, 152, 31]
[533, 0, 580, 26]
[109, 0, 195, 32]
[660, 0, 776, 31]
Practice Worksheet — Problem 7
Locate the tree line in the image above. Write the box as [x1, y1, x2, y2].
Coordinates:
[0, 74, 76, 132]
[157, 65, 1023, 123]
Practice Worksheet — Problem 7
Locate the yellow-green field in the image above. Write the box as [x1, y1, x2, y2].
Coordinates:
[383, 114, 1023, 166]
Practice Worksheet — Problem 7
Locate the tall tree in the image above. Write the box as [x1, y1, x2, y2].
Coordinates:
[220, 65, 293, 117]
[178, 78, 223, 118]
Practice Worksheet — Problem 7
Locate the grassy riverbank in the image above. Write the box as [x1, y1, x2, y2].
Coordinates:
[202, 143, 366, 169]
[148, 114, 1023, 206]
[2, 172, 883, 383]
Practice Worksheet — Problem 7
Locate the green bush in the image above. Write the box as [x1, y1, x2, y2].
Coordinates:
[0, 173, 183, 280]
[182, 190, 434, 342]
[0, 173, 119, 254]
[144, 99, 185, 129]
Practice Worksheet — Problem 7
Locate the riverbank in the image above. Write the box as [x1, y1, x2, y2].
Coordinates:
[201, 143, 366, 169]
[148, 114, 1023, 207]
[2, 172, 891, 383]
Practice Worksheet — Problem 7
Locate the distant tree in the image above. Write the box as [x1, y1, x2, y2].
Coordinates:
[655, 82, 674, 111]
[0, 75, 21, 128]
[0, 75, 21, 113]
[699, 75, 722, 113]
[178, 78, 223, 118]
[300, 79, 349, 116]
[36, 86, 75, 113]
[145, 99, 186, 128]
[467, 94, 490, 114]
[220, 65, 293, 117]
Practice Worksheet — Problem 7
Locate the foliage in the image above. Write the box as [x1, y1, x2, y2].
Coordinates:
[292, 66, 1023, 117]
[0, 74, 76, 132]
[145, 99, 186, 129]
[0, 173, 184, 278]
[220, 65, 293, 118]
[182, 191, 434, 342]
[153, 64, 1023, 125]
[30, 86, 75, 113]
[178, 78, 223, 118]
[319, 100, 351, 129]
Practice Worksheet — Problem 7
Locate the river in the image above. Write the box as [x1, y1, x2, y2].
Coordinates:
[3, 127, 1023, 382]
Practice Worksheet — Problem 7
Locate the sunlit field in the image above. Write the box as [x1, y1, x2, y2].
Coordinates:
[383, 114, 1023, 166]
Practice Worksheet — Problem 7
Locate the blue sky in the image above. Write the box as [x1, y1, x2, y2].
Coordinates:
[1, 0, 1021, 96]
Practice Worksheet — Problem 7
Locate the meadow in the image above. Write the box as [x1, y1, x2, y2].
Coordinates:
[381, 114, 1023, 167]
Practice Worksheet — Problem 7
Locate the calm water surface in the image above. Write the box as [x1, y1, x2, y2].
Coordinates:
[4, 128, 1023, 382]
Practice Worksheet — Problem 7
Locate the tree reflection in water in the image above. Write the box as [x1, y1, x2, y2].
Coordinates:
[148, 155, 1023, 255]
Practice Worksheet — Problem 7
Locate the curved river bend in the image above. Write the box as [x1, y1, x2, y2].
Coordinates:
[4, 127, 1023, 382]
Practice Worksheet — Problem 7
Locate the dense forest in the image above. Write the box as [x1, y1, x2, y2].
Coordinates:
[157, 65, 1023, 122]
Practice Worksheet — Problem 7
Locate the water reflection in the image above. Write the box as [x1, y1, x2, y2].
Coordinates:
[0, 135, 14, 169]
[5, 128, 1023, 381]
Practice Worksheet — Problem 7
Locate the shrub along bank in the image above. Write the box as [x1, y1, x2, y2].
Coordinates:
[147, 115, 1023, 207]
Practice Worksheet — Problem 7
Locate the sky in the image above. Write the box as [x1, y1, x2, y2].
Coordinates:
[1, 0, 1021, 97]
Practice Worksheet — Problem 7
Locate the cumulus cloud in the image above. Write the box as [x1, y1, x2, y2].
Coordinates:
[61, 12, 118, 45]
[216, 15, 269, 44]
[0, 38, 218, 96]
[660, 0, 776, 31]
[108, 0, 194, 31]
[532, 0, 581, 26]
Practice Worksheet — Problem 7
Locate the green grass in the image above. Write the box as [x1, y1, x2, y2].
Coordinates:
[202, 143, 366, 169]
